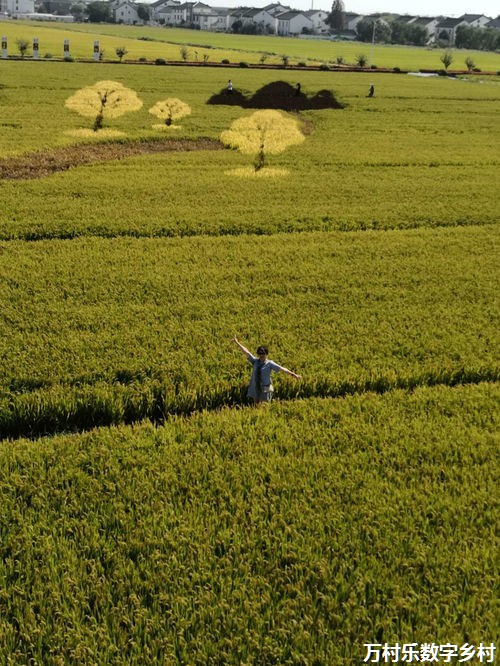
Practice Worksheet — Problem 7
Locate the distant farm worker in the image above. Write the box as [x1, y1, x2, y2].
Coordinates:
[367, 84, 375, 97]
[227, 79, 233, 94]
[294, 82, 301, 97]
[232, 336, 301, 404]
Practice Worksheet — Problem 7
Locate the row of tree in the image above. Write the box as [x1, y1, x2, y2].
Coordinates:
[37, 1, 151, 22]
[454, 24, 500, 51]
[328, 1, 428, 46]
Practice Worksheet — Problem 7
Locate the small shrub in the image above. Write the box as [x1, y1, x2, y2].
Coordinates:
[355, 54, 368, 67]
[138, 57, 147, 62]
[155, 58, 166, 65]
[44, 53, 53, 59]
[115, 46, 128, 63]
[16, 38, 29, 58]
[472, 67, 481, 72]
[180, 46, 190, 61]
[319, 63, 330, 71]
[63, 56, 74, 62]
[336, 56, 345, 65]
[370, 64, 377, 69]
[239, 61, 249, 68]
[298, 61, 306, 67]
[393, 66, 401, 72]
[221, 58, 230, 64]
[440, 50, 453, 70]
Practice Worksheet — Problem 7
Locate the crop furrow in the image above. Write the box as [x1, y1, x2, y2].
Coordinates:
[1, 367, 498, 442]
[0, 216, 497, 243]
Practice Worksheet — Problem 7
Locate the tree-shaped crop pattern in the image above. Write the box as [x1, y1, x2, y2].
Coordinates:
[65, 80, 143, 132]
[220, 109, 304, 172]
[149, 98, 192, 128]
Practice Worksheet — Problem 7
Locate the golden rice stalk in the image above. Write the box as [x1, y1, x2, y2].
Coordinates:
[220, 109, 304, 171]
[149, 98, 192, 127]
[65, 80, 143, 131]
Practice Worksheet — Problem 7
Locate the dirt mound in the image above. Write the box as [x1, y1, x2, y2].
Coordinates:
[205, 89, 248, 107]
[0, 137, 223, 180]
[207, 81, 344, 111]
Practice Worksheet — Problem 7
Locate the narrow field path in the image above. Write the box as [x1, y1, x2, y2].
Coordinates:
[0, 137, 224, 180]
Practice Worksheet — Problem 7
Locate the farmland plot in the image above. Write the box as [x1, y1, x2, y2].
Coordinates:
[0, 226, 498, 437]
[0, 384, 498, 663]
[0, 60, 498, 663]
[3, 21, 500, 71]
[0, 65, 499, 239]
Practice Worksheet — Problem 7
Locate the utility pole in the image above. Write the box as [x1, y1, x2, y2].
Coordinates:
[370, 19, 379, 64]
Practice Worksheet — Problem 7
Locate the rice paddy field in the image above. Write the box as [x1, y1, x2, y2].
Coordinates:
[2, 21, 500, 71]
[0, 53, 499, 664]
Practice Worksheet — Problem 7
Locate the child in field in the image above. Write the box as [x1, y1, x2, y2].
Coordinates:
[232, 336, 301, 404]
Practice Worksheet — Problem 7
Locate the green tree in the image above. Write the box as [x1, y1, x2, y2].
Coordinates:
[115, 46, 128, 62]
[16, 38, 29, 58]
[221, 110, 305, 172]
[356, 17, 390, 43]
[327, 0, 345, 31]
[65, 80, 143, 132]
[464, 56, 475, 71]
[355, 53, 368, 67]
[86, 1, 111, 23]
[440, 51, 454, 70]
[137, 4, 150, 21]
[70, 3, 86, 20]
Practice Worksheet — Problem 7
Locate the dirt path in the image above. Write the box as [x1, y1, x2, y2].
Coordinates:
[0, 137, 224, 180]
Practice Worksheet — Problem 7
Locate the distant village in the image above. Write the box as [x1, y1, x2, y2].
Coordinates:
[2, 0, 500, 47]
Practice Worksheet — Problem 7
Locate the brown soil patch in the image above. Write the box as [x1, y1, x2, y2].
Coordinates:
[0, 137, 224, 181]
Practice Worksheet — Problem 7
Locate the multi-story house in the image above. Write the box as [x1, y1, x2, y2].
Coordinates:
[275, 10, 313, 35]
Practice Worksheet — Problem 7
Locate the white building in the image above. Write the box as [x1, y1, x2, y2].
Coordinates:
[226, 6, 277, 32]
[150, 0, 179, 22]
[458, 13, 491, 28]
[408, 16, 440, 43]
[275, 10, 312, 35]
[108, 0, 144, 23]
[304, 8, 329, 33]
[0, 0, 34, 17]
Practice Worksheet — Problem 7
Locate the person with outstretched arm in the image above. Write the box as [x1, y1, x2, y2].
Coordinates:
[232, 336, 301, 404]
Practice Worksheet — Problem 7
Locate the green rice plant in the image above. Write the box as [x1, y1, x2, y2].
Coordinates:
[0, 224, 497, 437]
[5, 21, 500, 70]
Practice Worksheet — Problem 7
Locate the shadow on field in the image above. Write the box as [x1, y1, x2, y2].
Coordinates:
[207, 81, 345, 111]
[0, 137, 224, 181]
